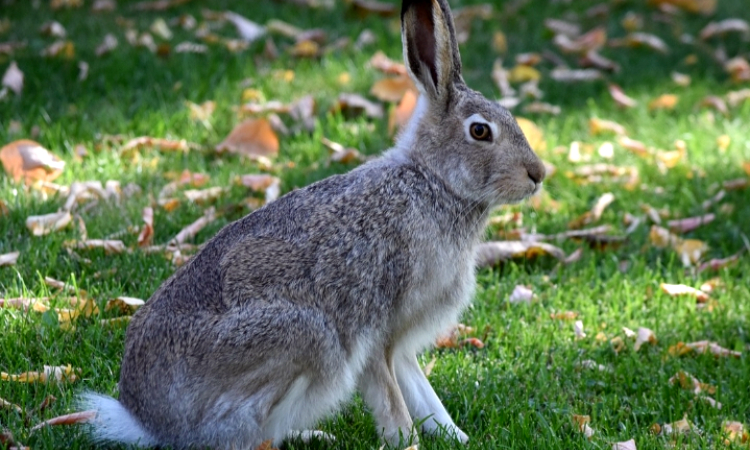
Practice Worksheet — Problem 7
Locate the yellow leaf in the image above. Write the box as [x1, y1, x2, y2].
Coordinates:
[515, 117, 545, 152]
[507, 65, 541, 83]
[648, 94, 679, 111]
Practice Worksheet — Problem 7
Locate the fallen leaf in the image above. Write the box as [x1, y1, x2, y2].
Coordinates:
[697, 252, 741, 272]
[612, 439, 636, 450]
[551, 311, 578, 320]
[671, 71, 691, 86]
[132, 0, 191, 11]
[1, 365, 78, 383]
[370, 75, 415, 103]
[580, 51, 620, 72]
[30, 410, 97, 432]
[722, 421, 749, 444]
[389, 89, 418, 134]
[2, 61, 24, 93]
[508, 285, 533, 304]
[669, 370, 715, 395]
[349, 0, 397, 18]
[41, 40, 75, 58]
[660, 283, 709, 302]
[572, 414, 595, 438]
[135, 207, 155, 247]
[617, 136, 650, 157]
[170, 207, 218, 245]
[590, 118, 626, 136]
[216, 119, 279, 159]
[475, 241, 565, 267]
[608, 84, 638, 108]
[612, 32, 669, 53]
[26, 211, 72, 236]
[610, 336, 625, 353]
[552, 26, 606, 54]
[105, 296, 145, 314]
[544, 19, 581, 37]
[0, 139, 65, 184]
[670, 340, 741, 358]
[0, 397, 23, 414]
[91, 0, 116, 11]
[515, 117, 545, 152]
[0, 251, 19, 267]
[725, 57, 750, 83]
[290, 40, 319, 58]
[331, 93, 383, 119]
[95, 33, 118, 56]
[574, 320, 586, 339]
[321, 138, 364, 165]
[633, 327, 656, 351]
[522, 102, 561, 115]
[369, 50, 407, 76]
[121, 136, 191, 154]
[184, 187, 225, 205]
[65, 239, 126, 254]
[41, 21, 66, 38]
[727, 88, 750, 107]
[673, 239, 708, 266]
[550, 68, 603, 82]
[667, 214, 714, 233]
[648, 94, 679, 111]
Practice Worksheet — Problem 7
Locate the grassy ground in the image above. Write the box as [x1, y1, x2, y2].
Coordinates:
[1, 0, 749, 449]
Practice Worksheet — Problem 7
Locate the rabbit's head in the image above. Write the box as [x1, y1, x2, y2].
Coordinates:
[397, 0, 545, 207]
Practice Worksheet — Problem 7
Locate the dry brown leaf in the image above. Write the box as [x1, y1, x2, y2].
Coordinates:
[170, 207, 217, 245]
[667, 214, 714, 233]
[91, 0, 116, 12]
[522, 102, 561, 115]
[121, 136, 191, 154]
[0, 397, 23, 414]
[105, 296, 145, 314]
[1, 365, 78, 383]
[30, 410, 97, 432]
[550, 68, 603, 82]
[612, 32, 669, 53]
[0, 251, 19, 267]
[590, 118, 626, 136]
[617, 136, 650, 157]
[476, 241, 565, 267]
[332, 93, 383, 119]
[2, 61, 23, 94]
[136, 206, 154, 247]
[51, 0, 83, 8]
[349, 0, 397, 18]
[508, 285, 533, 304]
[725, 57, 750, 83]
[544, 19, 581, 37]
[612, 438, 636, 450]
[660, 283, 709, 302]
[370, 75, 416, 103]
[507, 65, 541, 83]
[321, 138, 364, 165]
[633, 327, 656, 351]
[184, 187, 225, 205]
[727, 88, 750, 107]
[669, 370, 715, 395]
[26, 211, 72, 236]
[216, 119, 279, 159]
[648, 0, 715, 14]
[697, 252, 741, 272]
[369, 51, 407, 76]
[291, 40, 319, 58]
[684, 340, 741, 358]
[673, 239, 708, 266]
[95, 33, 118, 57]
[608, 84, 637, 108]
[722, 421, 749, 444]
[580, 51, 620, 72]
[132, 0, 191, 11]
[572, 414, 595, 438]
[552, 26, 606, 54]
[0, 139, 65, 184]
[41, 40, 75, 58]
[66, 239, 126, 254]
[389, 89, 418, 135]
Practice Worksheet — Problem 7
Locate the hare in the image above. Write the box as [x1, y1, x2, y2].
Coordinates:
[80, 0, 545, 448]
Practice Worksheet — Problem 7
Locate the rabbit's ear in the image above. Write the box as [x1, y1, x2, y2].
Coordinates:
[401, 0, 463, 103]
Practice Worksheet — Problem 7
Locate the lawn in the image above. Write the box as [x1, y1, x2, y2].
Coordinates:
[1, 0, 749, 449]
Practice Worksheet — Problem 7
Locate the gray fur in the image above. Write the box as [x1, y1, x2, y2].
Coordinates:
[80, 0, 546, 448]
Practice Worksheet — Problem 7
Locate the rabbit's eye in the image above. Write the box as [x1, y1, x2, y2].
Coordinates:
[469, 123, 491, 141]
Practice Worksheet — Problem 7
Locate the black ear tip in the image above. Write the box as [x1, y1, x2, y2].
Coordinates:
[401, 0, 431, 19]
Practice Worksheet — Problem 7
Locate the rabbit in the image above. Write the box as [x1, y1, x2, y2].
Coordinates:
[79, 0, 545, 448]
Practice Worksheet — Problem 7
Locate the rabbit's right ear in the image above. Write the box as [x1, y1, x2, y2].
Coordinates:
[401, 0, 463, 105]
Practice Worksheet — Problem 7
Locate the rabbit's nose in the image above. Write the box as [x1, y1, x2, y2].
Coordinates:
[526, 160, 546, 184]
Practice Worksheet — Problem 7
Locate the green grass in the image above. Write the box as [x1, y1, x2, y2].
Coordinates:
[1, 0, 749, 449]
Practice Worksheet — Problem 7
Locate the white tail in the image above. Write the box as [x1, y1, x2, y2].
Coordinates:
[78, 392, 157, 447]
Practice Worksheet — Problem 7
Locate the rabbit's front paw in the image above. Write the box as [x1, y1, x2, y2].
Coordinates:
[383, 427, 419, 449]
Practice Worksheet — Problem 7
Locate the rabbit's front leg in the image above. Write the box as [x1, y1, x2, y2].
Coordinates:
[358, 353, 416, 447]
[395, 352, 469, 444]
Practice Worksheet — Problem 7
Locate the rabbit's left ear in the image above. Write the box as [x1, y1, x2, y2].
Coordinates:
[401, 0, 463, 103]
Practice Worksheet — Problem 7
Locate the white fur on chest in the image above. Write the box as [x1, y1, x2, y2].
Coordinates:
[394, 241, 476, 356]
